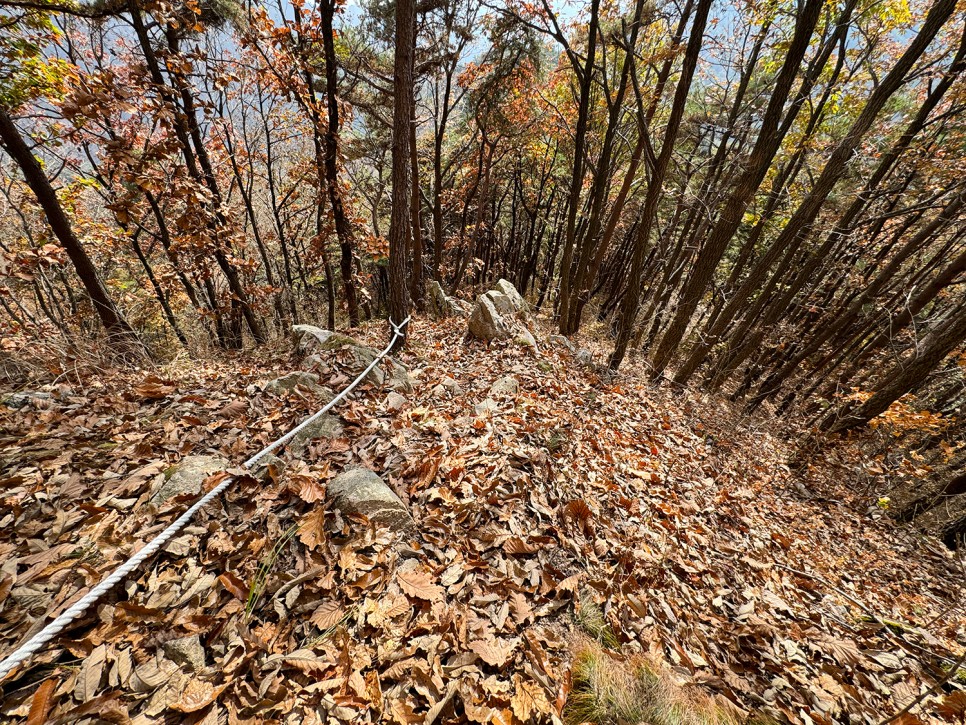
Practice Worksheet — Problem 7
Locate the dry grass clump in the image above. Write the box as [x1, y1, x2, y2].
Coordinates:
[576, 589, 619, 649]
[566, 640, 749, 725]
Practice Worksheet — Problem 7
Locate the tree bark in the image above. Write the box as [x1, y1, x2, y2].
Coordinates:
[320, 0, 361, 327]
[388, 0, 415, 347]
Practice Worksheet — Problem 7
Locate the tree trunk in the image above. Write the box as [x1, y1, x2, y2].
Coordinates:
[320, 0, 361, 327]
[388, 0, 414, 347]
[0, 109, 144, 354]
[670, 0, 959, 384]
[825, 301, 966, 432]
[608, 0, 712, 370]
[648, 0, 825, 378]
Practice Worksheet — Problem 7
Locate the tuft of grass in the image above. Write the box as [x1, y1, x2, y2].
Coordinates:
[576, 589, 619, 649]
[566, 640, 745, 725]
[567, 646, 656, 724]
[246, 522, 301, 620]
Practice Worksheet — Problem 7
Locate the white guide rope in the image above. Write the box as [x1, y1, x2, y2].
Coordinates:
[0, 317, 410, 681]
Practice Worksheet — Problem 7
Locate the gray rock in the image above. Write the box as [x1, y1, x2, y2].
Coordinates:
[483, 290, 517, 317]
[386, 392, 407, 411]
[431, 376, 463, 398]
[428, 280, 471, 319]
[265, 372, 333, 400]
[468, 294, 510, 341]
[162, 635, 206, 672]
[328, 468, 415, 533]
[252, 453, 285, 481]
[2, 391, 52, 410]
[468, 280, 535, 345]
[318, 332, 366, 351]
[151, 455, 229, 505]
[386, 359, 415, 393]
[289, 414, 344, 457]
[548, 335, 575, 353]
[474, 398, 499, 416]
[514, 327, 538, 349]
[489, 375, 519, 397]
[292, 324, 333, 356]
[576, 349, 594, 367]
[320, 336, 414, 393]
[493, 279, 529, 314]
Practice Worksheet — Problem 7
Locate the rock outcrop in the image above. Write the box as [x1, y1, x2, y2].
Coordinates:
[327, 468, 415, 533]
[288, 414, 344, 457]
[312, 333, 415, 393]
[292, 325, 334, 356]
[468, 294, 510, 341]
[467, 280, 536, 348]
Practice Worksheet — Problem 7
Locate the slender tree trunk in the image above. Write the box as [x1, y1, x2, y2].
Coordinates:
[410, 102, 424, 307]
[557, 0, 601, 333]
[388, 0, 414, 347]
[825, 301, 966, 432]
[0, 109, 144, 354]
[319, 0, 360, 327]
[608, 0, 712, 370]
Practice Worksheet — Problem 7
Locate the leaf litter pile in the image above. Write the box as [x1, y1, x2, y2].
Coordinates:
[1, 317, 965, 724]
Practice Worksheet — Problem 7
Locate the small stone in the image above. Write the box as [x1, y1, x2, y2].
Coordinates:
[514, 327, 537, 348]
[576, 350, 594, 367]
[386, 392, 407, 411]
[489, 375, 519, 397]
[162, 635, 206, 672]
[386, 359, 415, 393]
[328, 468, 415, 533]
[431, 376, 463, 398]
[289, 414, 343, 457]
[150, 455, 229, 505]
[474, 398, 499, 416]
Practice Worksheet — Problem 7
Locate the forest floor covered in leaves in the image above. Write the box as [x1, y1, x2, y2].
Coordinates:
[1, 316, 964, 724]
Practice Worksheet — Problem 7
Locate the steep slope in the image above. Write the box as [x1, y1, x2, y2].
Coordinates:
[0, 317, 963, 724]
